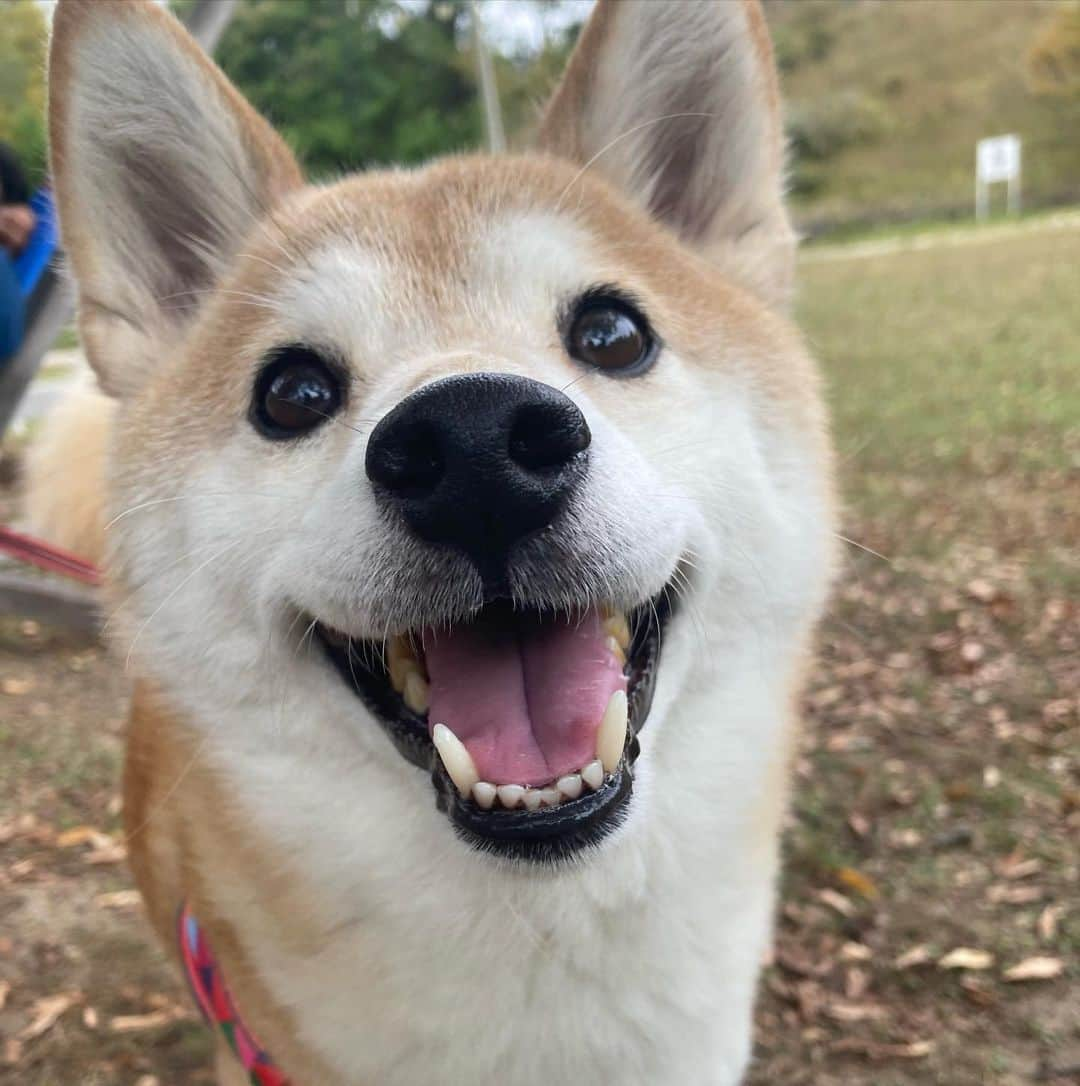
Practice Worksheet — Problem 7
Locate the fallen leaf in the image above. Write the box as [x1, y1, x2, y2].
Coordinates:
[999, 857, 1042, 880]
[0, 980, 9, 1011]
[84, 844, 127, 865]
[938, 947, 994, 971]
[82, 1006, 99, 1029]
[987, 883, 1044, 905]
[2, 1038, 22, 1066]
[836, 867, 880, 900]
[108, 1009, 182, 1033]
[95, 890, 141, 910]
[1037, 905, 1064, 942]
[966, 578, 999, 603]
[817, 888, 856, 917]
[894, 944, 933, 970]
[0, 677, 33, 696]
[831, 1038, 934, 1060]
[1002, 956, 1063, 982]
[824, 999, 887, 1023]
[840, 941, 873, 963]
[18, 991, 83, 1041]
[55, 826, 105, 849]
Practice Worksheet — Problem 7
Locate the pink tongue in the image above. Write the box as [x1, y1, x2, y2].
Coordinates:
[424, 607, 626, 787]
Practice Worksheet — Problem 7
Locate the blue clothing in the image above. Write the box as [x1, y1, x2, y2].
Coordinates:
[0, 249, 25, 362]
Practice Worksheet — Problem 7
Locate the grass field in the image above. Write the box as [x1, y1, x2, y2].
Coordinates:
[0, 221, 1077, 1083]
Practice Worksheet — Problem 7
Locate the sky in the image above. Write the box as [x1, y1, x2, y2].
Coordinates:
[34, 0, 597, 54]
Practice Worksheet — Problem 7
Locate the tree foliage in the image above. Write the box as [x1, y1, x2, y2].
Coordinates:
[0, 0, 48, 189]
[1028, 2, 1080, 99]
[213, 0, 482, 176]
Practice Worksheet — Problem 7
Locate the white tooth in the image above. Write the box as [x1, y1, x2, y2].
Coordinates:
[538, 788, 561, 808]
[603, 613, 631, 650]
[403, 671, 429, 714]
[596, 689, 628, 774]
[522, 789, 543, 811]
[605, 635, 627, 668]
[497, 784, 525, 809]
[472, 782, 497, 810]
[432, 723, 478, 797]
[581, 760, 604, 790]
[556, 773, 583, 800]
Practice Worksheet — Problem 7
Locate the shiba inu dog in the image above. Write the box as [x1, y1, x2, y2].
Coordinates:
[43, 0, 835, 1081]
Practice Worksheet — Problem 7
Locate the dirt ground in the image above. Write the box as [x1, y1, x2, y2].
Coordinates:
[1, 223, 1078, 1083]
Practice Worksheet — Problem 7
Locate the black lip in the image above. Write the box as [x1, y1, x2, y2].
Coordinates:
[316, 587, 673, 862]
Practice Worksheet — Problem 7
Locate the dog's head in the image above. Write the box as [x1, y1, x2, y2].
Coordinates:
[50, 0, 834, 863]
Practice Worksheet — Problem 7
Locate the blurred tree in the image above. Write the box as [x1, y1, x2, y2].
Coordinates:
[1028, 2, 1080, 98]
[0, 0, 48, 188]
[212, 0, 482, 176]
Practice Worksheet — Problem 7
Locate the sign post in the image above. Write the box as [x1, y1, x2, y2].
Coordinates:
[975, 135, 1021, 221]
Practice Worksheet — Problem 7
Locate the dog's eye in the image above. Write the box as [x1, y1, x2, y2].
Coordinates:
[566, 294, 656, 375]
[252, 346, 343, 439]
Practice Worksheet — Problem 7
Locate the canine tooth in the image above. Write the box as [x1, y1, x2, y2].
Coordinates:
[596, 689, 628, 774]
[538, 788, 561, 808]
[522, 789, 543, 812]
[472, 782, 497, 810]
[497, 784, 525, 809]
[581, 760, 604, 790]
[603, 613, 631, 650]
[556, 773, 583, 800]
[403, 671, 429, 714]
[605, 635, 627, 668]
[432, 723, 478, 797]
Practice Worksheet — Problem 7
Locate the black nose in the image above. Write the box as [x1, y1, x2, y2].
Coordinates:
[365, 373, 591, 579]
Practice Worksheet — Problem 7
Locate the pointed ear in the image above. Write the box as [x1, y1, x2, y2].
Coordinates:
[49, 0, 303, 397]
[537, 0, 794, 309]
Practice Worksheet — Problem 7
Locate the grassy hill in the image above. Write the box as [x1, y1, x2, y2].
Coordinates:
[765, 0, 1080, 232]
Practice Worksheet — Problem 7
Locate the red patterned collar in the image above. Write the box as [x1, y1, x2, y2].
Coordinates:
[178, 902, 290, 1085]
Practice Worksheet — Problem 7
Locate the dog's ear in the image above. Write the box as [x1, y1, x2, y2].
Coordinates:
[49, 0, 302, 397]
[537, 0, 794, 309]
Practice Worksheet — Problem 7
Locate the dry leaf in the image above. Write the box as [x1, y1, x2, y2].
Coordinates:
[55, 826, 105, 849]
[817, 888, 855, 917]
[1002, 956, 1063, 982]
[95, 890, 141, 910]
[82, 1006, 99, 1030]
[824, 999, 886, 1023]
[987, 883, 1043, 905]
[1037, 905, 1064, 942]
[840, 942, 873, 963]
[18, 991, 83, 1041]
[108, 1009, 181, 1033]
[939, 947, 994, 971]
[84, 844, 127, 865]
[836, 866, 880, 900]
[832, 1038, 934, 1060]
[1000, 857, 1042, 880]
[2, 1038, 22, 1066]
[0, 980, 9, 1011]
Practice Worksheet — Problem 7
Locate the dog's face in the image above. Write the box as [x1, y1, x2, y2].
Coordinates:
[50, 0, 833, 864]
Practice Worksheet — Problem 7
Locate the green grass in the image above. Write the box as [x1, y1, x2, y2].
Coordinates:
[798, 224, 1080, 556]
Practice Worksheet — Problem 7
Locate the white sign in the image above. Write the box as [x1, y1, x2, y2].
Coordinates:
[975, 135, 1021, 219]
[977, 135, 1021, 184]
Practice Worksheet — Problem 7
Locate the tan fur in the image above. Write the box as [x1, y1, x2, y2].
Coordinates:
[23, 386, 113, 567]
[42, 2, 835, 1082]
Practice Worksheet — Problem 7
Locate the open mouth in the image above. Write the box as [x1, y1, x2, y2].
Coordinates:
[314, 588, 674, 862]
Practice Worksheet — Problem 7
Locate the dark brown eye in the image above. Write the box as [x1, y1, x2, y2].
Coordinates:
[566, 294, 656, 375]
[252, 346, 343, 439]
